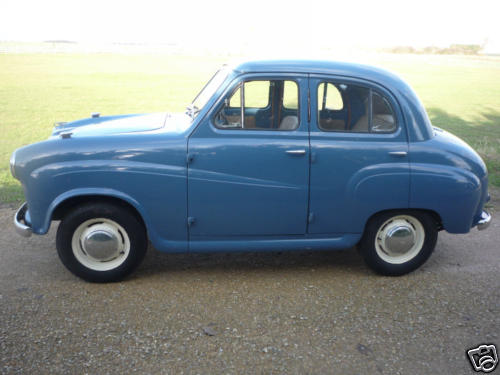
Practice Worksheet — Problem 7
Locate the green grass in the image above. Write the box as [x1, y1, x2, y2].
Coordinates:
[0, 53, 226, 202]
[1, 52, 499, 203]
[380, 54, 500, 186]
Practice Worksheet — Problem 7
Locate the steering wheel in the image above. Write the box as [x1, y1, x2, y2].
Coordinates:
[215, 110, 229, 126]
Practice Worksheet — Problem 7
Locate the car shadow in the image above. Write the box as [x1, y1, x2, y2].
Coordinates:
[134, 245, 369, 279]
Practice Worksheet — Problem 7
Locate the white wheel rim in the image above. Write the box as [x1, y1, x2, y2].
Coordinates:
[374, 215, 425, 264]
[71, 218, 130, 271]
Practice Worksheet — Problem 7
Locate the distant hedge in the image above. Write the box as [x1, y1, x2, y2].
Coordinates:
[386, 44, 482, 55]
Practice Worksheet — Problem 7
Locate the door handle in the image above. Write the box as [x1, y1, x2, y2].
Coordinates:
[286, 149, 306, 155]
[389, 151, 407, 157]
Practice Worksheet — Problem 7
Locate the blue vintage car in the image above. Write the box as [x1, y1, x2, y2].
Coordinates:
[10, 60, 491, 282]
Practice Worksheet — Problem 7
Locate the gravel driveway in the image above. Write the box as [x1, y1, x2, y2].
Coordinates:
[1, 196, 499, 374]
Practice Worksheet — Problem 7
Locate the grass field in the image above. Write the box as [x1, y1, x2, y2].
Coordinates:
[1, 51, 499, 203]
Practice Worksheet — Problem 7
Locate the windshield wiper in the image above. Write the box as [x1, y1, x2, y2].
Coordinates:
[185, 104, 200, 118]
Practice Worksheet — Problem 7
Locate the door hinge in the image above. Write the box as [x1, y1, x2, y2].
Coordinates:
[187, 153, 194, 164]
[308, 212, 314, 223]
[187, 217, 196, 227]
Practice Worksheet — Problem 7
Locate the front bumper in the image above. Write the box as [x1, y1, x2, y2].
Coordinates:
[14, 202, 32, 237]
[477, 210, 491, 231]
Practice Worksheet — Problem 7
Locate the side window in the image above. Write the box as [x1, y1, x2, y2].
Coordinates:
[230, 81, 270, 108]
[283, 81, 298, 109]
[372, 91, 396, 132]
[244, 81, 270, 108]
[318, 82, 343, 110]
[229, 86, 241, 108]
[317, 81, 396, 133]
[214, 80, 299, 131]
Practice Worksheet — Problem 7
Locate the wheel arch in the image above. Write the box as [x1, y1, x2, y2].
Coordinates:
[362, 208, 443, 236]
[47, 189, 148, 233]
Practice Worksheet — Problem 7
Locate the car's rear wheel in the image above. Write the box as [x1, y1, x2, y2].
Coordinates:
[359, 211, 438, 276]
[56, 202, 147, 282]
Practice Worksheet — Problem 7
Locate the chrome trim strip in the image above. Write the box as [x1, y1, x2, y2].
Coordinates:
[286, 149, 306, 155]
[388, 151, 407, 157]
[14, 202, 32, 237]
[477, 210, 491, 231]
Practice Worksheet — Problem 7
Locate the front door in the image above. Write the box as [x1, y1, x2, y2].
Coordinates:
[308, 76, 410, 234]
[188, 75, 310, 237]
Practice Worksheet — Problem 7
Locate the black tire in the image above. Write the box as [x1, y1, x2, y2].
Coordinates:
[56, 202, 147, 282]
[358, 210, 438, 276]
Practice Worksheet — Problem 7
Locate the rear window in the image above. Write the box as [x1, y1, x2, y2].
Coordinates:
[317, 81, 396, 133]
[318, 82, 343, 111]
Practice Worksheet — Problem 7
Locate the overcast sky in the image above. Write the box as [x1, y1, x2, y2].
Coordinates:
[1, 0, 499, 52]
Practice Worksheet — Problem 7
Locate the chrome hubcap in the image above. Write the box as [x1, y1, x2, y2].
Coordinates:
[71, 218, 130, 271]
[384, 225, 415, 255]
[375, 215, 425, 264]
[81, 225, 120, 261]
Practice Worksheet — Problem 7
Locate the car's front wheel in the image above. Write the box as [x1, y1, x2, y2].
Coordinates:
[56, 202, 147, 282]
[358, 211, 438, 276]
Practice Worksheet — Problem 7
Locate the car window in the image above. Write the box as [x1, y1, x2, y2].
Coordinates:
[283, 81, 298, 109]
[214, 80, 299, 131]
[317, 81, 396, 133]
[372, 91, 396, 133]
[228, 86, 241, 108]
[318, 82, 343, 110]
[229, 81, 270, 108]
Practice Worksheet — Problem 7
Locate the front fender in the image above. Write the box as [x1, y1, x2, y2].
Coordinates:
[21, 155, 188, 253]
[45, 188, 147, 234]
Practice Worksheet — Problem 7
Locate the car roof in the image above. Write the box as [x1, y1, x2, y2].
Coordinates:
[231, 59, 405, 89]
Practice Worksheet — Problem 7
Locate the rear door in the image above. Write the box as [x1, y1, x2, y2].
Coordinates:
[308, 76, 410, 234]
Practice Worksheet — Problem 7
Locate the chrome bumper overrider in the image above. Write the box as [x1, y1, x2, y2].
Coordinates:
[477, 210, 491, 231]
[14, 202, 32, 237]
